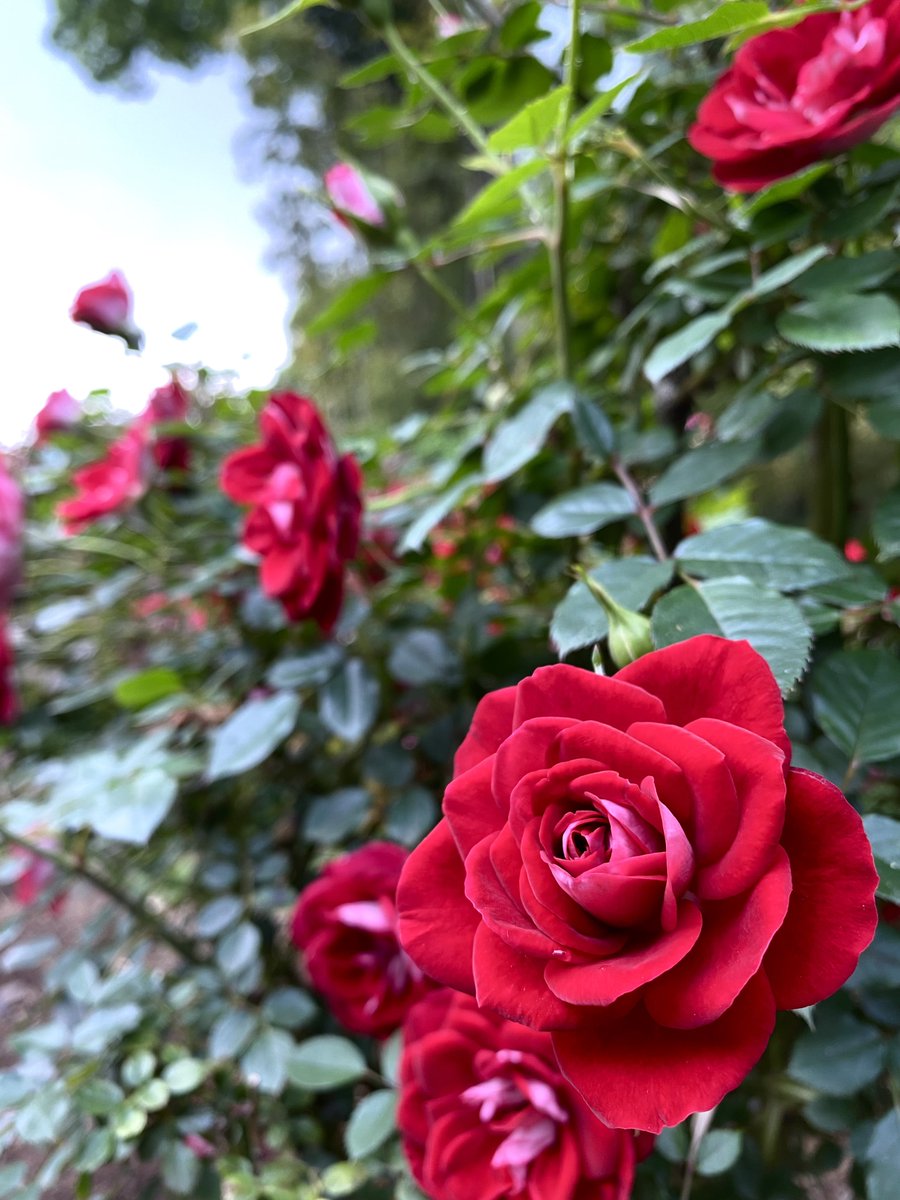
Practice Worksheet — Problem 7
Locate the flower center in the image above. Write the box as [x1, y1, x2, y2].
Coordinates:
[558, 811, 610, 860]
[461, 1049, 568, 1194]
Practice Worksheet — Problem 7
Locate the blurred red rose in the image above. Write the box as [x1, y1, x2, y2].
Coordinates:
[220, 392, 362, 632]
[57, 425, 151, 534]
[844, 538, 869, 563]
[399, 989, 652, 1200]
[70, 270, 143, 350]
[689, 0, 900, 191]
[143, 380, 191, 471]
[325, 163, 385, 228]
[397, 635, 878, 1132]
[36, 390, 81, 442]
[291, 842, 432, 1039]
[0, 459, 23, 608]
[0, 619, 18, 725]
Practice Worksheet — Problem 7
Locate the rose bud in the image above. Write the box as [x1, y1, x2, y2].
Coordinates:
[70, 270, 143, 350]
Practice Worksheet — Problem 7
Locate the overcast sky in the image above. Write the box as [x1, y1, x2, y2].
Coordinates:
[0, 2, 292, 446]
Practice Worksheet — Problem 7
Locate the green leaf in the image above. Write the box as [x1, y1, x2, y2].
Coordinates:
[216, 922, 262, 978]
[862, 815, 900, 905]
[531, 483, 634, 538]
[675, 518, 850, 591]
[319, 658, 380, 744]
[162, 1058, 207, 1096]
[652, 578, 812, 693]
[209, 1009, 257, 1060]
[304, 787, 371, 844]
[241, 1028, 294, 1095]
[261, 987, 317, 1030]
[71, 1004, 142, 1054]
[241, 0, 329, 37]
[811, 650, 900, 764]
[644, 311, 732, 385]
[196, 896, 243, 939]
[307, 273, 391, 336]
[267, 645, 343, 689]
[286, 1035, 367, 1091]
[15, 1086, 70, 1144]
[567, 74, 639, 143]
[384, 787, 437, 846]
[389, 629, 457, 686]
[483, 384, 575, 483]
[627, 0, 835, 52]
[874, 490, 900, 560]
[794, 249, 898, 297]
[740, 244, 829, 302]
[161, 1140, 201, 1196]
[696, 1130, 743, 1177]
[571, 395, 614, 460]
[651, 439, 760, 507]
[551, 557, 672, 658]
[114, 667, 183, 709]
[75, 1078, 125, 1116]
[206, 691, 300, 781]
[867, 1108, 900, 1200]
[345, 1089, 398, 1159]
[789, 1010, 885, 1097]
[453, 159, 547, 227]
[777, 293, 900, 352]
[486, 86, 569, 153]
[735, 163, 832, 219]
[399, 474, 482, 554]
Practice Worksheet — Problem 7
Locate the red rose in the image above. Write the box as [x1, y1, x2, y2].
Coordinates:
[220, 392, 363, 632]
[290, 843, 432, 1039]
[399, 989, 652, 1200]
[70, 271, 143, 350]
[397, 636, 878, 1132]
[0, 619, 18, 725]
[142, 380, 191, 471]
[57, 425, 151, 534]
[688, 0, 900, 191]
[35, 390, 81, 442]
[0, 459, 23, 608]
[325, 164, 386, 229]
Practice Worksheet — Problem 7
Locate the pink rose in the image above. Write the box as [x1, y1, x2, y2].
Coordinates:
[57, 425, 151, 534]
[70, 271, 143, 350]
[36, 391, 81, 442]
[325, 164, 386, 229]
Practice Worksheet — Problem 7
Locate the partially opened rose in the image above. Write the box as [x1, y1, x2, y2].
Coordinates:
[397, 636, 878, 1132]
[70, 270, 142, 350]
[143, 380, 191, 471]
[57, 425, 151, 534]
[0, 458, 23, 608]
[325, 163, 386, 228]
[399, 989, 652, 1200]
[220, 392, 362, 632]
[689, 0, 900, 191]
[291, 843, 432, 1038]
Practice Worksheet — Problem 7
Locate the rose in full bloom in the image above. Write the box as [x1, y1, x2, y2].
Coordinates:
[397, 636, 878, 1132]
[290, 843, 432, 1039]
[0, 619, 18, 725]
[57, 425, 151, 534]
[0, 458, 23, 608]
[142, 380, 191, 471]
[36, 390, 81, 442]
[325, 163, 386, 228]
[220, 392, 362, 632]
[399, 989, 652, 1200]
[70, 270, 143, 349]
[688, 0, 900, 191]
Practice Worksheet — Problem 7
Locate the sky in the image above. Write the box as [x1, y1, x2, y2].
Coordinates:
[0, 2, 292, 446]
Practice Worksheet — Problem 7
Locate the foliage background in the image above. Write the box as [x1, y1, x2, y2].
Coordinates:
[2, 1, 900, 1198]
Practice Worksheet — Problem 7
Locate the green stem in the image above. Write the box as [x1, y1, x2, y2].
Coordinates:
[611, 455, 669, 561]
[581, 0, 673, 22]
[383, 23, 498, 164]
[812, 400, 850, 546]
[0, 829, 208, 967]
[549, 0, 582, 380]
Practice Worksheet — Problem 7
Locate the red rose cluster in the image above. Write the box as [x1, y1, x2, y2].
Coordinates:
[220, 392, 362, 632]
[689, 0, 900, 191]
[395, 636, 877, 1133]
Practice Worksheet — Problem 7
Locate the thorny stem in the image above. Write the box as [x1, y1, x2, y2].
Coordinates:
[0, 828, 208, 967]
[611, 455, 669, 561]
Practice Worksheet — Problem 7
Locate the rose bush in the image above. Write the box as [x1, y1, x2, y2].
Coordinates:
[688, 0, 900, 190]
[399, 988, 652, 1200]
[220, 390, 363, 630]
[291, 842, 432, 1039]
[398, 636, 878, 1131]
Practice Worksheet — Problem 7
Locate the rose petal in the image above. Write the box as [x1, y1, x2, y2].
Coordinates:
[464, 834, 555, 957]
[763, 767, 878, 1009]
[644, 847, 792, 1029]
[444, 756, 501, 857]
[553, 971, 775, 1133]
[472, 924, 585, 1031]
[454, 687, 517, 776]
[397, 822, 478, 993]
[513, 665, 666, 729]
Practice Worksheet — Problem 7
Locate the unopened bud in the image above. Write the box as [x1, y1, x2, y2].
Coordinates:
[578, 570, 653, 668]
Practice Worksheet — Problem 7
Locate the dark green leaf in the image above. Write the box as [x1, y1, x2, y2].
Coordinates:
[675, 519, 850, 591]
[286, 1035, 367, 1090]
[811, 651, 900, 764]
[777, 293, 900, 352]
[863, 815, 900, 905]
[650, 440, 760, 507]
[696, 1130, 743, 1177]
[789, 1010, 886, 1097]
[304, 788, 371, 844]
[319, 659, 380, 744]
[644, 311, 732, 385]
[345, 1089, 398, 1159]
[389, 629, 458, 686]
[483, 384, 575, 483]
[551, 557, 673, 658]
[531, 483, 634, 538]
[874, 490, 900, 560]
[206, 692, 300, 781]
